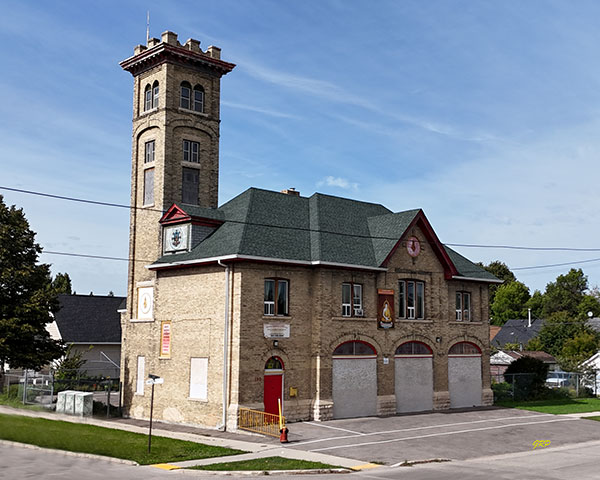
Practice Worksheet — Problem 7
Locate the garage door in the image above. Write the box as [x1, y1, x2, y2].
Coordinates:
[448, 342, 482, 408]
[395, 341, 433, 413]
[332, 341, 377, 419]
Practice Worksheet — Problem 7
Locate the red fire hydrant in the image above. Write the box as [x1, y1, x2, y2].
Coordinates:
[279, 427, 289, 443]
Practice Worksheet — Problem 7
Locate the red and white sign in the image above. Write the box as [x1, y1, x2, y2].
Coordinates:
[160, 321, 171, 358]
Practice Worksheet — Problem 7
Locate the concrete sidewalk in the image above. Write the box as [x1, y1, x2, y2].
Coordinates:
[0, 405, 372, 471]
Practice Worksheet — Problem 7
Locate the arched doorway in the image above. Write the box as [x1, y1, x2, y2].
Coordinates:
[263, 356, 284, 415]
[332, 341, 377, 419]
[448, 342, 482, 408]
[395, 341, 433, 413]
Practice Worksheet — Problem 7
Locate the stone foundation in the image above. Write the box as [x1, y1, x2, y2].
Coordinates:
[433, 390, 450, 410]
[377, 394, 397, 416]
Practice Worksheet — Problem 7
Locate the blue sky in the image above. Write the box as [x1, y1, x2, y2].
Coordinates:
[2, 0, 600, 297]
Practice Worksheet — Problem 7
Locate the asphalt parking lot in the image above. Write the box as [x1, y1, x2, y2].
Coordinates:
[283, 407, 600, 465]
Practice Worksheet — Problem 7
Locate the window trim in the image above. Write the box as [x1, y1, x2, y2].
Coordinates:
[398, 279, 425, 319]
[193, 85, 204, 113]
[264, 278, 289, 316]
[341, 282, 363, 317]
[394, 341, 433, 357]
[152, 80, 159, 109]
[455, 291, 471, 322]
[144, 140, 155, 164]
[144, 84, 152, 112]
[180, 82, 191, 109]
[448, 341, 481, 356]
[183, 139, 200, 163]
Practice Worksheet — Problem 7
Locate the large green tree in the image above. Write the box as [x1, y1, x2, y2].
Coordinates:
[542, 268, 588, 317]
[490, 281, 531, 325]
[0, 195, 65, 373]
[478, 260, 517, 306]
[52, 272, 72, 295]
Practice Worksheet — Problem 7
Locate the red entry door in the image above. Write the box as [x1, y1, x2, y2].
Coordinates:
[263, 372, 283, 415]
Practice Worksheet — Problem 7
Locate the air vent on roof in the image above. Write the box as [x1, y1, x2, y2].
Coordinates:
[280, 188, 300, 196]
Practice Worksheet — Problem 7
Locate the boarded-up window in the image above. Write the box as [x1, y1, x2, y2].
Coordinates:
[143, 168, 154, 206]
[136, 356, 145, 395]
[189, 357, 208, 400]
[182, 167, 199, 204]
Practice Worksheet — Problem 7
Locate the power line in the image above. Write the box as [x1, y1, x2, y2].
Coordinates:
[3, 185, 600, 252]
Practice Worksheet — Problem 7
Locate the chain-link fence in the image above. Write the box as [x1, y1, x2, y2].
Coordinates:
[2, 369, 121, 417]
[491, 370, 598, 401]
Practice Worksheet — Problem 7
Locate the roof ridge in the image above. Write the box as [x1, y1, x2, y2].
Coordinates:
[309, 191, 392, 210]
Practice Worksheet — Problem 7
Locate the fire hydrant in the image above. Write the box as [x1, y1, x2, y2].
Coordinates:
[279, 427, 289, 443]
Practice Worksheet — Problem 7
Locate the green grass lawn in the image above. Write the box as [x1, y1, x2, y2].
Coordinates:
[0, 394, 45, 411]
[496, 397, 600, 414]
[0, 414, 245, 465]
[585, 416, 600, 422]
[189, 456, 341, 471]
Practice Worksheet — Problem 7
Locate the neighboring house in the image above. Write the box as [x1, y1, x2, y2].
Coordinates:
[48, 294, 125, 377]
[581, 352, 600, 395]
[492, 318, 545, 349]
[491, 350, 557, 382]
[490, 325, 501, 343]
[119, 30, 501, 430]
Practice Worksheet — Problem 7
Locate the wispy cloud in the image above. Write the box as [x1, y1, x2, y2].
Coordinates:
[317, 176, 359, 191]
[222, 100, 301, 119]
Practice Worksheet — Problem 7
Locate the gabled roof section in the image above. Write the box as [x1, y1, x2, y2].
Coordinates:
[444, 246, 503, 282]
[54, 294, 125, 343]
[150, 188, 497, 280]
[492, 318, 545, 348]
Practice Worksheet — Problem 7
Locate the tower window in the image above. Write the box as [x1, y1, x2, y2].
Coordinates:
[144, 84, 152, 111]
[144, 140, 155, 163]
[180, 82, 191, 109]
[183, 140, 199, 163]
[152, 80, 159, 109]
[143, 168, 154, 206]
[193, 85, 204, 112]
[182, 167, 199, 205]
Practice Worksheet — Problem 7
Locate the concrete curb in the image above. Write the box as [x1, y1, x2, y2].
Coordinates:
[0, 440, 139, 466]
[171, 467, 352, 476]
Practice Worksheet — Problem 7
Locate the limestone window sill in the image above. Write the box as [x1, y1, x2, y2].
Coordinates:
[130, 318, 154, 323]
[262, 316, 291, 320]
[331, 316, 375, 322]
[449, 321, 483, 325]
[396, 319, 434, 323]
[187, 397, 209, 403]
[178, 107, 208, 117]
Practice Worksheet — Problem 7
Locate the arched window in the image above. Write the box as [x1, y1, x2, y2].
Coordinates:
[180, 82, 192, 109]
[152, 80, 159, 109]
[333, 340, 376, 356]
[265, 356, 284, 370]
[449, 342, 481, 355]
[144, 84, 152, 111]
[395, 341, 432, 356]
[193, 85, 204, 112]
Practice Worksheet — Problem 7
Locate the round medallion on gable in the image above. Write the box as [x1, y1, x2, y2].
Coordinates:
[406, 236, 421, 257]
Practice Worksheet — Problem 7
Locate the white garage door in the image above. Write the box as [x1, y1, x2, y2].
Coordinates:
[448, 342, 482, 408]
[332, 341, 377, 419]
[395, 341, 433, 413]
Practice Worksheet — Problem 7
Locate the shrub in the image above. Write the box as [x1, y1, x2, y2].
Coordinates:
[505, 356, 549, 400]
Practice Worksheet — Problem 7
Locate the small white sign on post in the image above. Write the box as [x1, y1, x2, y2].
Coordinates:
[264, 323, 290, 338]
[146, 377, 164, 385]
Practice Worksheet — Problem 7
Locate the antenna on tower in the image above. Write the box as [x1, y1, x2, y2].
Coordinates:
[146, 11, 150, 44]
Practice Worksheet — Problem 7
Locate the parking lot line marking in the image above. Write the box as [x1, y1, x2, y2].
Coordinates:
[304, 422, 364, 435]
[293, 413, 554, 447]
[150, 464, 180, 470]
[352, 463, 381, 470]
[310, 417, 576, 452]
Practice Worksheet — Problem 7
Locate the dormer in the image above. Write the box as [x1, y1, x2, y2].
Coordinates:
[159, 204, 223, 255]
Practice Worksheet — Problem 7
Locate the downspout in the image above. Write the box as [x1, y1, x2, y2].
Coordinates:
[217, 260, 230, 431]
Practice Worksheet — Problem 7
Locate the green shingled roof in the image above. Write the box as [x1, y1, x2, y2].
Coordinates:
[153, 188, 497, 282]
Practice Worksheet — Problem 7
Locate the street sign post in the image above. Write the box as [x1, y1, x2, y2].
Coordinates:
[146, 374, 163, 453]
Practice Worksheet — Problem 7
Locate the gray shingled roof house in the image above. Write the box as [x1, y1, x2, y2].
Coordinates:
[152, 187, 497, 283]
[491, 318, 545, 349]
[48, 294, 125, 377]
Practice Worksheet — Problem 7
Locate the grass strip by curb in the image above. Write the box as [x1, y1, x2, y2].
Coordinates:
[494, 397, 600, 414]
[188, 456, 342, 471]
[584, 416, 600, 422]
[0, 413, 245, 465]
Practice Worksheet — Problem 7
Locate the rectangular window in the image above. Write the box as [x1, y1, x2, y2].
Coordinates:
[183, 140, 199, 163]
[182, 167, 199, 204]
[341, 282, 363, 317]
[136, 356, 145, 395]
[180, 86, 191, 109]
[152, 84, 159, 109]
[194, 89, 204, 112]
[144, 89, 152, 111]
[264, 279, 289, 316]
[144, 140, 155, 163]
[189, 357, 208, 400]
[456, 292, 471, 322]
[143, 168, 154, 206]
[399, 280, 424, 319]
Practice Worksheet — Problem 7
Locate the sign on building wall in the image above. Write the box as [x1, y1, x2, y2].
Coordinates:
[160, 321, 172, 358]
[378, 289, 395, 329]
[263, 323, 291, 338]
[137, 286, 154, 319]
[163, 224, 190, 253]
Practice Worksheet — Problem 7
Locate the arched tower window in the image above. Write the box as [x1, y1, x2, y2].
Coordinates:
[152, 80, 159, 109]
[193, 84, 204, 112]
[180, 82, 192, 109]
[144, 84, 152, 111]
[265, 356, 284, 370]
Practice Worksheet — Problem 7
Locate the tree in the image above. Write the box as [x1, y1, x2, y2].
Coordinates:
[491, 281, 530, 326]
[52, 272, 72, 295]
[559, 331, 600, 372]
[504, 356, 549, 399]
[536, 311, 587, 358]
[0, 195, 65, 373]
[526, 290, 544, 319]
[478, 261, 517, 307]
[577, 295, 600, 318]
[543, 268, 588, 317]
